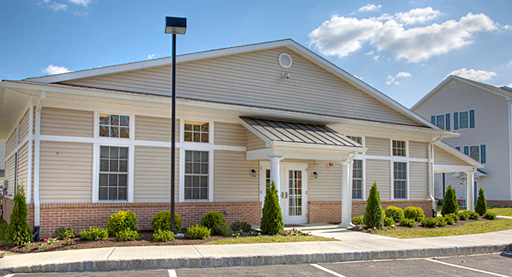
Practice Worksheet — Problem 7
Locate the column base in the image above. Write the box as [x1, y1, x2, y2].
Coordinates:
[338, 222, 354, 228]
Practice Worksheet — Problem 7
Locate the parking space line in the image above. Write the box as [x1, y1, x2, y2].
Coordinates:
[168, 269, 177, 277]
[310, 264, 346, 277]
[425, 258, 509, 277]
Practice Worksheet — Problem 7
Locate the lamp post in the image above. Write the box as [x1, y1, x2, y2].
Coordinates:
[165, 16, 187, 233]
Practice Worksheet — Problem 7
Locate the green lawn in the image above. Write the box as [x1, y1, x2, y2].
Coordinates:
[377, 219, 512, 239]
[205, 235, 336, 245]
[488, 208, 512, 217]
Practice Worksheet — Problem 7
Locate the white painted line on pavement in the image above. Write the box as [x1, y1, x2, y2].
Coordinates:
[168, 269, 177, 277]
[1, 274, 14, 277]
[310, 264, 346, 277]
[425, 258, 508, 277]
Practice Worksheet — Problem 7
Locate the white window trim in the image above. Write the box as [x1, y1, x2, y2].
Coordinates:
[179, 119, 214, 202]
[352, 159, 365, 200]
[391, 160, 409, 200]
[390, 139, 408, 158]
[459, 111, 470, 129]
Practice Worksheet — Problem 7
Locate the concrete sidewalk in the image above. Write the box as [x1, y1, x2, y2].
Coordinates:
[1, 225, 511, 273]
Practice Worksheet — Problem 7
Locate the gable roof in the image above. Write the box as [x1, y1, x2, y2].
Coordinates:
[25, 39, 437, 129]
[412, 75, 512, 110]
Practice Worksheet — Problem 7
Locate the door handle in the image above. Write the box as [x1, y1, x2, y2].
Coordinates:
[285, 192, 288, 198]
[281, 192, 284, 198]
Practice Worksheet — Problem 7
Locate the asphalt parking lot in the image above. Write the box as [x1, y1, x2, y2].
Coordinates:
[5, 253, 512, 277]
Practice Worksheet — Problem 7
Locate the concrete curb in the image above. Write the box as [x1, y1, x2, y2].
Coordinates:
[4, 244, 510, 273]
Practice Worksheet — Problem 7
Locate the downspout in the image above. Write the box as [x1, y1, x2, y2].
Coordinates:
[33, 91, 46, 241]
[428, 135, 443, 217]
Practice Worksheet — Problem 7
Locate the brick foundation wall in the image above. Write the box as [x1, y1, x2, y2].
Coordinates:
[308, 200, 435, 224]
[2, 198, 35, 228]
[487, 200, 512, 208]
[37, 201, 262, 238]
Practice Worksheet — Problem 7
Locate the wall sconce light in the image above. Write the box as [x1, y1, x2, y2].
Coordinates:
[250, 168, 257, 177]
[281, 72, 290, 79]
[312, 171, 319, 179]
[459, 183, 463, 187]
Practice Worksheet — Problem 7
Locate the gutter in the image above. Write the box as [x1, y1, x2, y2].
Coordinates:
[33, 91, 46, 240]
[428, 135, 443, 216]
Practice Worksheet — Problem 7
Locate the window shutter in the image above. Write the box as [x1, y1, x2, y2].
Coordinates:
[445, 113, 451, 131]
[455, 146, 460, 151]
[481, 145, 486, 163]
[464, 146, 469, 155]
[470, 110, 475, 128]
[431, 116, 436, 124]
[454, 112, 459, 130]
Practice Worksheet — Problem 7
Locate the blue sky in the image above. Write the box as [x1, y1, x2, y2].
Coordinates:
[1, 0, 511, 108]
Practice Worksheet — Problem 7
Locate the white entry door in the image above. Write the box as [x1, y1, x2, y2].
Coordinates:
[282, 163, 308, 225]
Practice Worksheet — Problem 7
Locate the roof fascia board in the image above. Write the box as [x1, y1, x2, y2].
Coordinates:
[272, 140, 366, 152]
[436, 140, 482, 168]
[25, 40, 294, 84]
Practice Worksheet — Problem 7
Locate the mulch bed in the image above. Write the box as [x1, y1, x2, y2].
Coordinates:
[350, 217, 491, 233]
[2, 231, 225, 254]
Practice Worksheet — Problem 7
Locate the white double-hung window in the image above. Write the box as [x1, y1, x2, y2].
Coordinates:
[182, 121, 212, 201]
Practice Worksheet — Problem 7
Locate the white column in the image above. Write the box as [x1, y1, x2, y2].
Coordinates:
[466, 170, 476, 211]
[269, 156, 283, 200]
[339, 159, 353, 228]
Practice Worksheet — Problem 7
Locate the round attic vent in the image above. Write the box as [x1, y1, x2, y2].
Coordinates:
[450, 81, 457, 88]
[278, 53, 292, 68]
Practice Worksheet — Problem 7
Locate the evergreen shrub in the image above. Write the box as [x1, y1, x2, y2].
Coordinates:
[384, 217, 395, 228]
[441, 185, 459, 216]
[459, 211, 471, 221]
[151, 211, 182, 232]
[107, 210, 139, 236]
[364, 182, 384, 229]
[385, 206, 404, 223]
[52, 227, 76, 240]
[79, 227, 108, 241]
[435, 217, 447, 227]
[260, 181, 284, 235]
[352, 215, 364, 225]
[404, 207, 425, 222]
[186, 224, 211, 240]
[6, 187, 32, 246]
[483, 212, 497, 220]
[116, 228, 141, 241]
[201, 211, 225, 231]
[475, 187, 487, 216]
[230, 221, 252, 233]
[468, 211, 479, 220]
[212, 221, 233, 237]
[153, 229, 175, 242]
[399, 218, 415, 227]
[420, 217, 437, 228]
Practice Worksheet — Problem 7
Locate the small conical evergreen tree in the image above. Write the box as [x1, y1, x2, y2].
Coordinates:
[260, 181, 284, 235]
[475, 187, 487, 216]
[441, 185, 459, 215]
[364, 182, 383, 229]
[6, 186, 33, 246]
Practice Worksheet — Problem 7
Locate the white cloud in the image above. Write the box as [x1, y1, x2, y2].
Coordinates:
[395, 7, 440, 25]
[68, 0, 91, 6]
[508, 83, 512, 88]
[309, 11, 501, 63]
[148, 54, 157, 59]
[508, 61, 512, 67]
[448, 68, 496, 81]
[386, 71, 412, 85]
[43, 65, 70, 75]
[42, 0, 67, 11]
[365, 50, 374, 55]
[373, 55, 380, 61]
[358, 4, 382, 12]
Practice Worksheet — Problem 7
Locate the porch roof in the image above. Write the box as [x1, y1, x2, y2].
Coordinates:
[240, 117, 364, 150]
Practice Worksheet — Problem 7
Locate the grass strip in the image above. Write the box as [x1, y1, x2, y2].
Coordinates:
[205, 235, 336, 245]
[488, 208, 512, 217]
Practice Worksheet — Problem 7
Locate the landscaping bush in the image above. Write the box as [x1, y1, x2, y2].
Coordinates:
[151, 211, 182, 232]
[212, 221, 233, 237]
[483, 212, 497, 220]
[107, 210, 139, 236]
[52, 227, 76, 240]
[153, 229, 175, 242]
[79, 226, 108, 241]
[261, 181, 284, 235]
[459, 211, 471, 221]
[420, 217, 437, 228]
[468, 211, 480, 220]
[201, 211, 226, 231]
[230, 221, 252, 233]
[364, 182, 384, 229]
[444, 213, 458, 225]
[399, 218, 415, 228]
[116, 228, 141, 241]
[352, 215, 364, 225]
[475, 187, 487, 216]
[384, 217, 395, 228]
[441, 185, 459, 216]
[6, 187, 33, 246]
[385, 206, 404, 223]
[404, 207, 425, 222]
[435, 217, 447, 227]
[186, 224, 211, 240]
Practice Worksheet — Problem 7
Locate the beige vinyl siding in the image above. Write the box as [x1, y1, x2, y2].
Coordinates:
[5, 155, 15, 198]
[64, 48, 418, 126]
[409, 162, 428, 199]
[41, 107, 94, 137]
[214, 122, 246, 146]
[135, 116, 179, 142]
[40, 141, 93, 203]
[366, 159, 390, 200]
[19, 110, 30, 143]
[134, 146, 179, 202]
[16, 143, 28, 195]
[214, 150, 259, 201]
[434, 145, 467, 166]
[366, 137, 390, 156]
[409, 141, 428, 159]
[308, 161, 342, 201]
[6, 131, 16, 156]
[246, 130, 266, 151]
